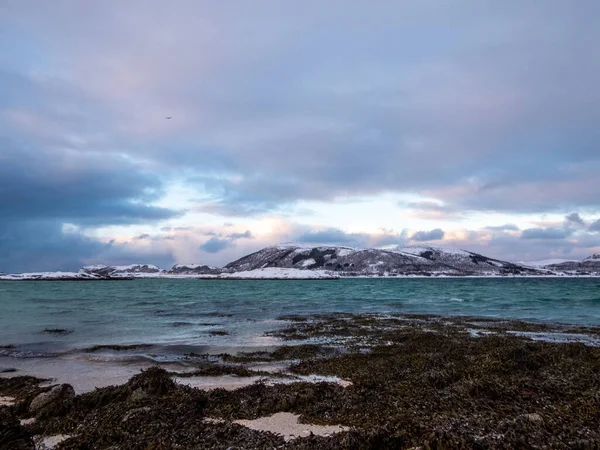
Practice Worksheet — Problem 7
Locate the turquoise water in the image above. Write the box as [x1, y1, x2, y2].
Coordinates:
[1, 278, 599, 356]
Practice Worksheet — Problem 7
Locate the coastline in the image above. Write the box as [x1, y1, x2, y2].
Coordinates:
[3, 273, 600, 281]
[2, 313, 600, 448]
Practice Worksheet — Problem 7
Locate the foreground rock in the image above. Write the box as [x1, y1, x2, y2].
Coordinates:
[29, 384, 75, 418]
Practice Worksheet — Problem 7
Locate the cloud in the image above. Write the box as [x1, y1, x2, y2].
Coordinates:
[199, 237, 232, 253]
[197, 230, 253, 254]
[226, 231, 253, 239]
[521, 227, 573, 240]
[2, 1, 600, 268]
[565, 212, 585, 227]
[296, 228, 360, 245]
[0, 220, 175, 273]
[404, 200, 464, 221]
[0, 137, 182, 271]
[589, 219, 600, 232]
[3, 0, 599, 219]
[292, 227, 408, 248]
[411, 229, 445, 241]
[484, 224, 520, 232]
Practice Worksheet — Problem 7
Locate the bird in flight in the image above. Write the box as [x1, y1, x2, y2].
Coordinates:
[166, 116, 172, 120]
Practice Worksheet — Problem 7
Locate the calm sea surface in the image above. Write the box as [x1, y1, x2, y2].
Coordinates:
[1, 278, 599, 357]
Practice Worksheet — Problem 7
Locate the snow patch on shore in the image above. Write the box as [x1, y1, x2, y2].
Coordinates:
[220, 267, 338, 279]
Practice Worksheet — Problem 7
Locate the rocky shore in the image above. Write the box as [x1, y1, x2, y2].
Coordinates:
[1, 314, 600, 449]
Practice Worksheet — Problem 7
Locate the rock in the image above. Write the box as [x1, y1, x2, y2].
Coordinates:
[1, 367, 17, 373]
[129, 388, 149, 402]
[33, 434, 71, 450]
[122, 406, 152, 423]
[29, 384, 75, 418]
[0, 395, 16, 406]
[520, 413, 543, 424]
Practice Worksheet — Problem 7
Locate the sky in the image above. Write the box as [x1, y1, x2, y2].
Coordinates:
[1, 0, 600, 272]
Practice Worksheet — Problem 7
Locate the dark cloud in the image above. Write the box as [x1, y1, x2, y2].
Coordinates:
[484, 224, 520, 232]
[589, 219, 600, 232]
[0, 138, 182, 271]
[198, 231, 253, 254]
[3, 1, 597, 217]
[0, 220, 174, 273]
[411, 229, 445, 242]
[521, 227, 573, 240]
[0, 220, 105, 273]
[199, 237, 232, 254]
[226, 231, 253, 239]
[293, 227, 408, 248]
[297, 229, 362, 246]
[565, 213, 585, 227]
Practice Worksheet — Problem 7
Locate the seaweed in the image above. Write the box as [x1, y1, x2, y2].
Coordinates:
[5, 314, 600, 449]
[83, 344, 153, 352]
[40, 329, 73, 335]
[208, 330, 230, 336]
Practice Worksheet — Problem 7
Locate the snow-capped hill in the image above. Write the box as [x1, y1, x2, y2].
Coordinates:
[224, 244, 541, 276]
[111, 264, 161, 274]
[0, 271, 105, 281]
[544, 254, 600, 275]
[79, 264, 115, 277]
[224, 244, 415, 274]
[169, 264, 223, 275]
[397, 245, 472, 258]
[391, 245, 540, 275]
[523, 259, 578, 268]
[80, 264, 163, 277]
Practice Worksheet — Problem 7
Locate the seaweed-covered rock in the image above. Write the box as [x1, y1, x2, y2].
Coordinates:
[127, 366, 176, 398]
[29, 384, 75, 418]
[0, 408, 35, 450]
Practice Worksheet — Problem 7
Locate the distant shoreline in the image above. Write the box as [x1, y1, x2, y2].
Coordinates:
[2, 274, 600, 281]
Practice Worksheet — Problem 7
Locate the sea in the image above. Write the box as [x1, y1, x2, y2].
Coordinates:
[1, 278, 599, 390]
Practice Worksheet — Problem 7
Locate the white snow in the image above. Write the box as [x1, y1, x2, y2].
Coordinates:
[335, 247, 356, 257]
[220, 267, 338, 279]
[300, 258, 316, 267]
[0, 272, 92, 280]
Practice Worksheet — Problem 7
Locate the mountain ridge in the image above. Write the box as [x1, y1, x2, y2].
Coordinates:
[1, 244, 599, 279]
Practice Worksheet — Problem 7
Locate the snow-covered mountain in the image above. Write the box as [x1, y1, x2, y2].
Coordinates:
[80, 264, 162, 277]
[392, 245, 543, 276]
[540, 254, 600, 275]
[225, 244, 544, 276]
[168, 264, 223, 275]
[3, 245, 600, 280]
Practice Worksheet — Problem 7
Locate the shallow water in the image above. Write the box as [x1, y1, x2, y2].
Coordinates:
[1, 278, 599, 358]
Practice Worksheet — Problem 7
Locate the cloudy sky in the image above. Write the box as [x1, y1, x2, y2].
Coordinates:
[1, 0, 600, 272]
